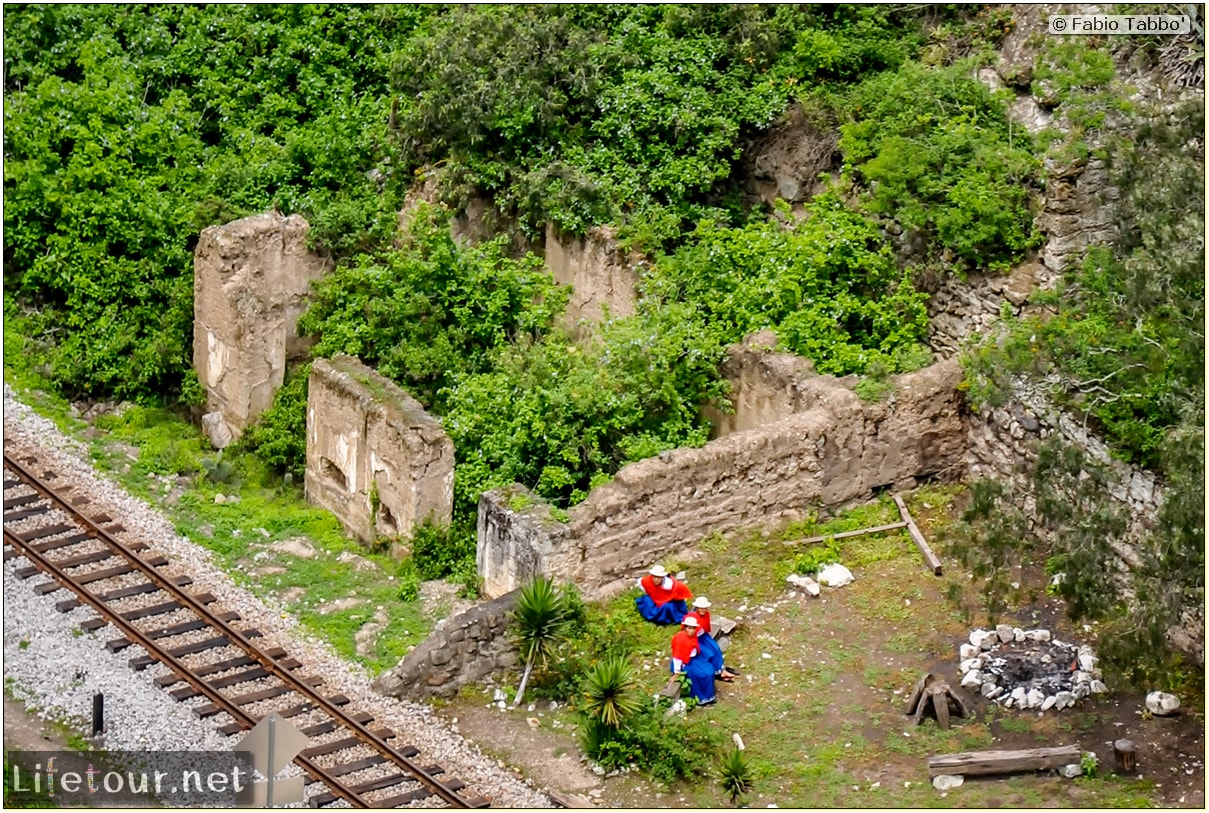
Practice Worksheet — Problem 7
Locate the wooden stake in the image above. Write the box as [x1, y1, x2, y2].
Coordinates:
[785, 522, 908, 547]
[1114, 739, 1137, 774]
[893, 494, 943, 575]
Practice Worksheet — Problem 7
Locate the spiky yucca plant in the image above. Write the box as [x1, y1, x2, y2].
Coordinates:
[510, 575, 572, 707]
[718, 746, 753, 806]
[582, 656, 642, 729]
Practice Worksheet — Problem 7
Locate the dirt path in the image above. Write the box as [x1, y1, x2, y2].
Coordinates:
[4, 695, 75, 752]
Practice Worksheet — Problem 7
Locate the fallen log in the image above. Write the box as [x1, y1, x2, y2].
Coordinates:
[927, 745, 1082, 777]
[893, 494, 943, 575]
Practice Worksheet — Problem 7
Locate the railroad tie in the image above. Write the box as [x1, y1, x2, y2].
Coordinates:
[301, 728, 395, 758]
[128, 629, 261, 668]
[191, 676, 323, 718]
[153, 648, 288, 687]
[305, 764, 446, 807]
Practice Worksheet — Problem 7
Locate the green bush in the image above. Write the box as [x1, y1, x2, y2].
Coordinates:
[840, 59, 1038, 270]
[243, 364, 310, 481]
[645, 191, 929, 377]
[410, 519, 476, 582]
[580, 703, 718, 784]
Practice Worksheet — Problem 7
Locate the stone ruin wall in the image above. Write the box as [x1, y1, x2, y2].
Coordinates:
[967, 387, 1202, 665]
[375, 590, 519, 701]
[305, 355, 454, 556]
[543, 224, 640, 327]
[193, 212, 331, 442]
[478, 353, 968, 602]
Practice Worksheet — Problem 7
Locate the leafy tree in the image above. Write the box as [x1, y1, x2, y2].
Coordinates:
[958, 97, 1204, 678]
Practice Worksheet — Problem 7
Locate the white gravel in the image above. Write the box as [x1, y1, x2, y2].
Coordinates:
[2, 384, 554, 808]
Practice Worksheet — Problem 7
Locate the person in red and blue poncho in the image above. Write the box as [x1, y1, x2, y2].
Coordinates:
[685, 596, 739, 682]
[670, 615, 716, 705]
[634, 564, 693, 624]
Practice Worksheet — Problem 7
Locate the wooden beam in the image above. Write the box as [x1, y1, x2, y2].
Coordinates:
[927, 745, 1082, 777]
[786, 521, 908, 546]
[893, 494, 943, 575]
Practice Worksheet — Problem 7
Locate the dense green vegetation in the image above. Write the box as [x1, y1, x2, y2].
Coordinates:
[5, 3, 1201, 689]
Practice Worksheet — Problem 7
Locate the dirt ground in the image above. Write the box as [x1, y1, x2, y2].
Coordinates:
[433, 498, 1206, 809]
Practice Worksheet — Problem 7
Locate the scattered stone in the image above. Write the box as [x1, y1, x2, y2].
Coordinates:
[337, 550, 377, 572]
[786, 573, 820, 597]
[526, 717, 540, 729]
[932, 774, 964, 790]
[270, 536, 318, 559]
[1060, 764, 1081, 779]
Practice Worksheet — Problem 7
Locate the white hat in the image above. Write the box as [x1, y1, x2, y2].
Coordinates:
[693, 597, 711, 609]
[649, 565, 668, 578]
[681, 616, 700, 628]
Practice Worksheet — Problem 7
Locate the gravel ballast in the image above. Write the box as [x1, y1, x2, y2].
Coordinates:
[2, 384, 553, 808]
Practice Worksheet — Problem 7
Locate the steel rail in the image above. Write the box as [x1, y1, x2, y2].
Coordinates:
[4, 452, 485, 809]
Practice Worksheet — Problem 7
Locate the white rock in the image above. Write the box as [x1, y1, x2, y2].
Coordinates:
[983, 684, 1003, 699]
[1055, 691, 1075, 710]
[817, 563, 854, 587]
[1078, 653, 1097, 673]
[959, 643, 978, 660]
[1013, 627, 1025, 643]
[786, 573, 820, 596]
[1060, 764, 1081, 779]
[959, 658, 982, 673]
[969, 629, 990, 648]
[961, 671, 982, 689]
[1090, 680, 1107, 694]
[995, 624, 1014, 643]
[1026, 688, 1045, 708]
[932, 774, 964, 790]
[1041, 695, 1058, 711]
[1026, 628, 1051, 643]
[1011, 686, 1027, 701]
[1146, 691, 1180, 716]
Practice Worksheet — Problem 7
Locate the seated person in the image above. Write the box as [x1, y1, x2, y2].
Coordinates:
[670, 615, 716, 706]
[635, 564, 693, 625]
[685, 596, 739, 682]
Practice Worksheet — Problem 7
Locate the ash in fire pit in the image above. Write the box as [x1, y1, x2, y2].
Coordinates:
[957, 625, 1107, 711]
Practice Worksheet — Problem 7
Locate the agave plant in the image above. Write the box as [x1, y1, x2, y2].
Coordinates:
[510, 575, 572, 707]
[718, 746, 753, 806]
[581, 656, 642, 729]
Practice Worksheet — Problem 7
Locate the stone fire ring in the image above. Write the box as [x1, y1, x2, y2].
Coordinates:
[958, 625, 1108, 712]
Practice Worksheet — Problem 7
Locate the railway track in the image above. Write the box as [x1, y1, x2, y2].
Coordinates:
[3, 451, 490, 809]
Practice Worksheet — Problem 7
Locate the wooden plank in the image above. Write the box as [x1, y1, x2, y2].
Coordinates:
[787, 521, 908, 547]
[893, 495, 943, 575]
[927, 745, 1082, 777]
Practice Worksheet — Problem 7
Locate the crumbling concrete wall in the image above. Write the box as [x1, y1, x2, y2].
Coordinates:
[544, 224, 640, 326]
[193, 212, 330, 440]
[305, 355, 454, 554]
[479, 355, 966, 601]
[375, 591, 519, 700]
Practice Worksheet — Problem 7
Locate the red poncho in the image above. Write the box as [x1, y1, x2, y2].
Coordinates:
[640, 574, 693, 606]
[685, 609, 712, 635]
[670, 628, 700, 667]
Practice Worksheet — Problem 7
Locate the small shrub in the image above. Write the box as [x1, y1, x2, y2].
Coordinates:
[793, 538, 842, 576]
[718, 746, 755, 805]
[581, 656, 642, 729]
[579, 703, 718, 784]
